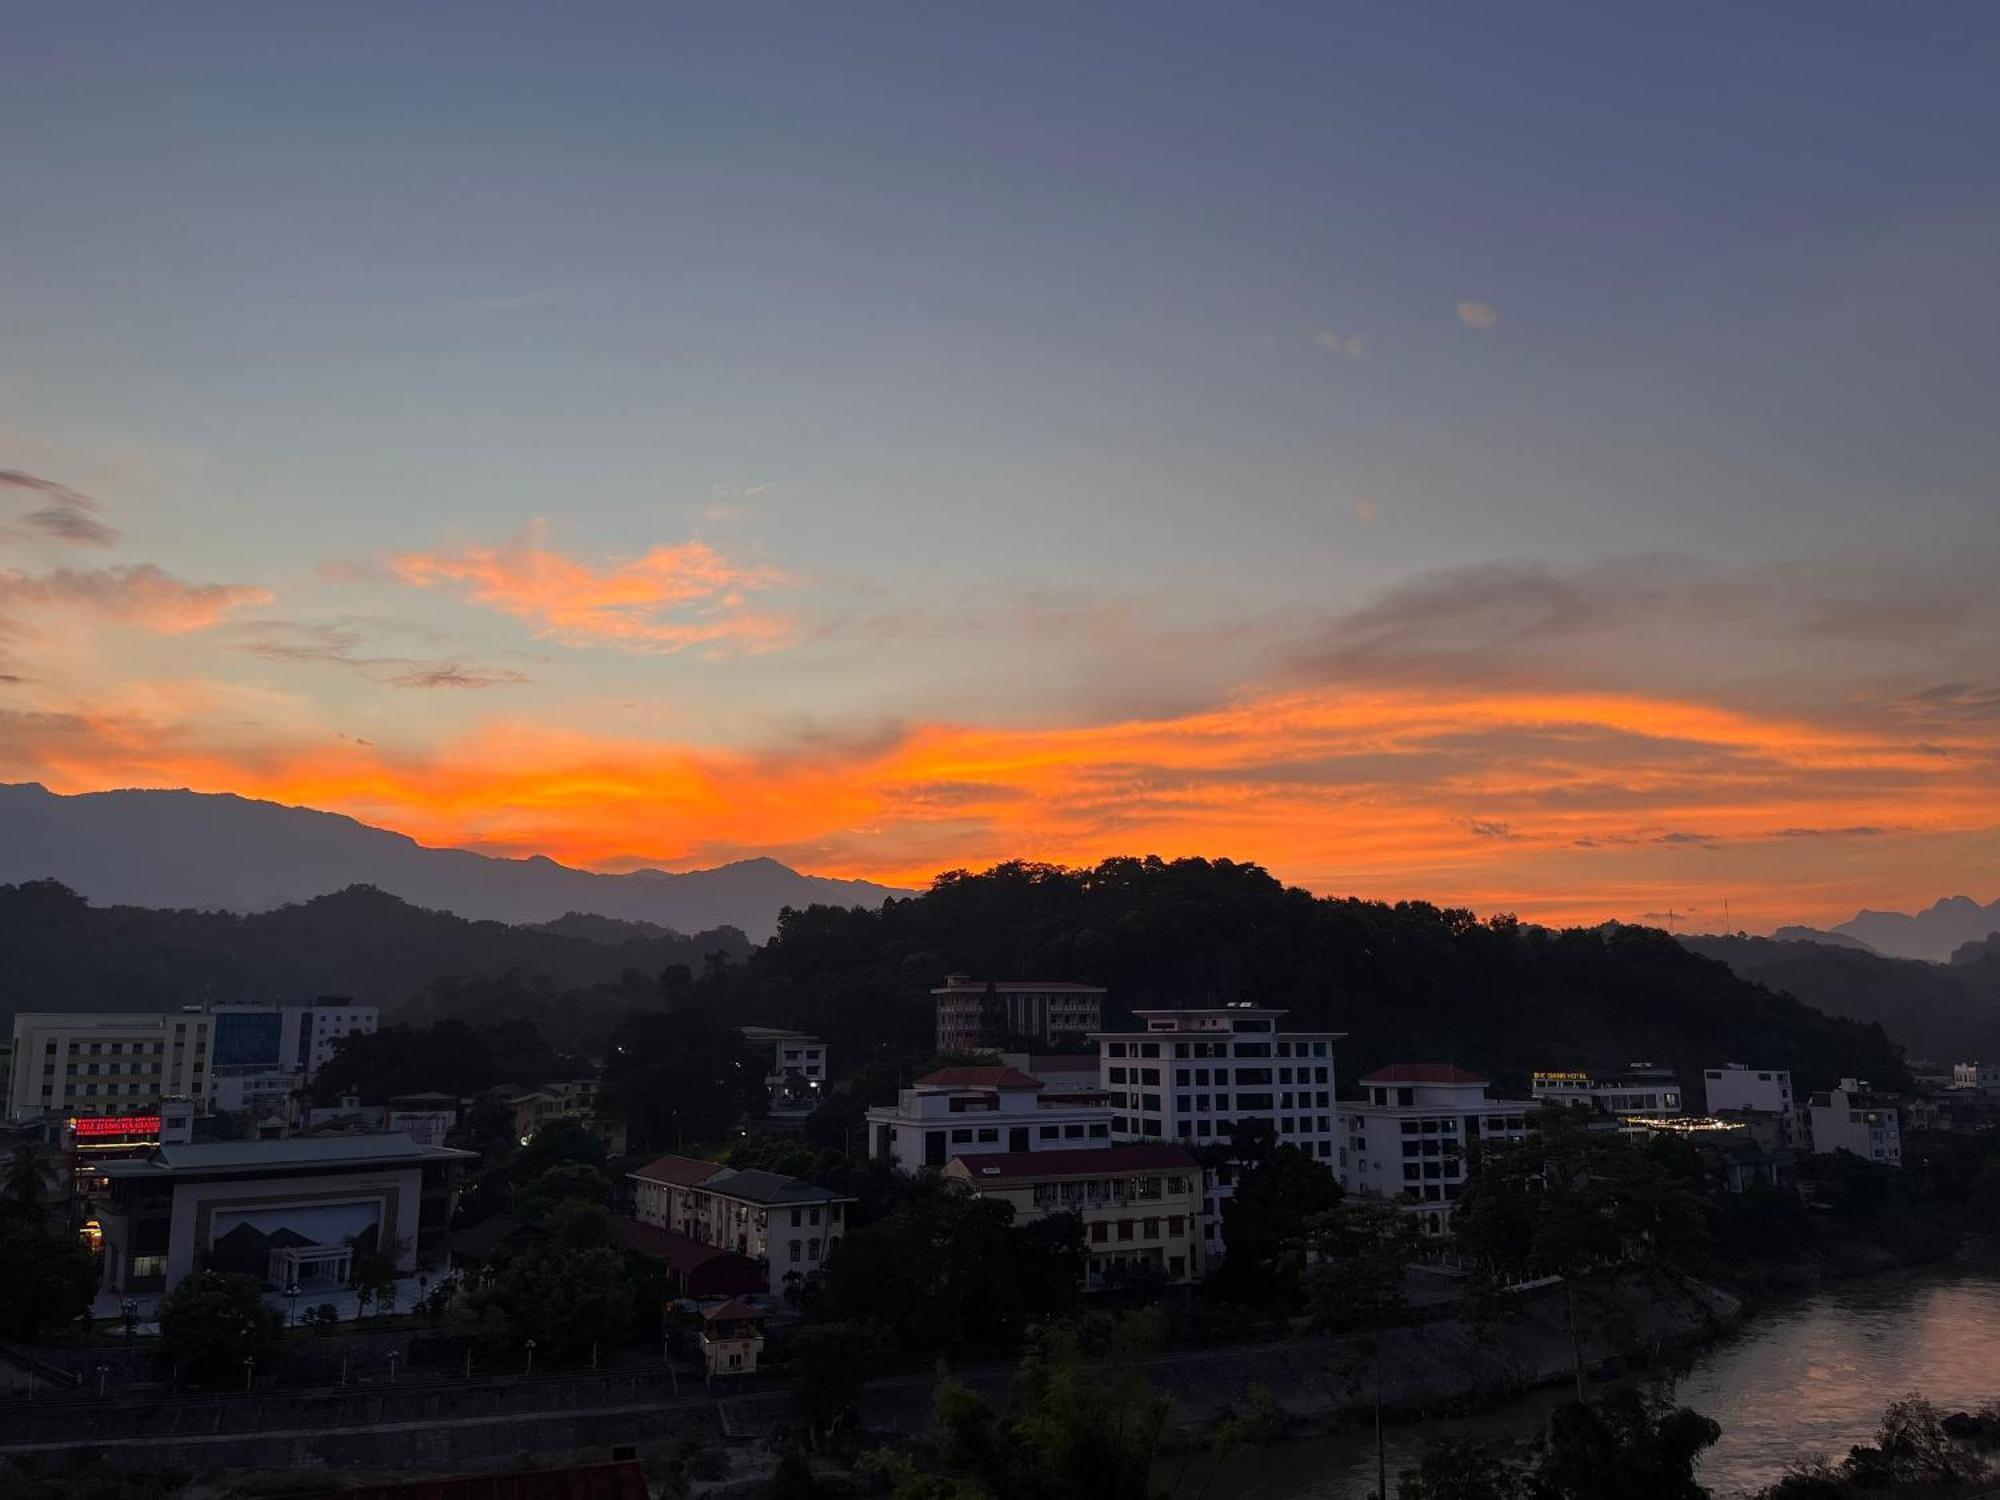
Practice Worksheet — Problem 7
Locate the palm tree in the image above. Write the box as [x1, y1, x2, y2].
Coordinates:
[4, 1141, 49, 1209]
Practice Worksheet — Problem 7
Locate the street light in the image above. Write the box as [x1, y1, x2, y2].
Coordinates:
[285, 1283, 301, 1328]
[523, 1338, 537, 1377]
[120, 1298, 139, 1342]
[387, 1350, 401, 1385]
[94, 1362, 109, 1398]
[242, 1354, 256, 1394]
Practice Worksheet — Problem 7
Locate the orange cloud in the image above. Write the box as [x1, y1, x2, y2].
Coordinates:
[5, 678, 1995, 933]
[389, 523, 790, 652]
[0, 565, 271, 633]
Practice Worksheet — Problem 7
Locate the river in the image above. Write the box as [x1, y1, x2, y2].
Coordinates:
[1171, 1251, 2000, 1500]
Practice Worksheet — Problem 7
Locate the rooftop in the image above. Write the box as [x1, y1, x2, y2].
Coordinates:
[702, 1297, 765, 1323]
[627, 1154, 852, 1206]
[630, 1154, 728, 1189]
[100, 1134, 474, 1179]
[1359, 1063, 1489, 1086]
[914, 1066, 1045, 1091]
[931, 978, 1108, 993]
[947, 1144, 1198, 1180]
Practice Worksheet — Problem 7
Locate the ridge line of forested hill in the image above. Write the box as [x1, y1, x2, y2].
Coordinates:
[3, 860, 1918, 1103]
[0, 879, 753, 1022]
[412, 858, 1910, 1101]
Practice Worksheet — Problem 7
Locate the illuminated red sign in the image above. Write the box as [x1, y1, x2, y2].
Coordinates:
[70, 1115, 161, 1138]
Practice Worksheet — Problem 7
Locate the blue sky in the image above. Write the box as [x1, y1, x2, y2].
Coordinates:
[2, 3, 1996, 927]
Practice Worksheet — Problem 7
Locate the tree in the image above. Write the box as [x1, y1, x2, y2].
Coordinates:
[464, 1243, 637, 1360]
[1212, 1120, 1343, 1306]
[1536, 1386, 1719, 1500]
[1454, 1110, 1706, 1396]
[513, 1161, 616, 1222]
[599, 1009, 765, 1149]
[4, 1142, 50, 1210]
[1299, 1202, 1423, 1500]
[792, 1321, 893, 1442]
[0, 1222, 97, 1339]
[156, 1271, 281, 1384]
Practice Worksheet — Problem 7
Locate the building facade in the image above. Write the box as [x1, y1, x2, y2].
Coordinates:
[944, 1144, 1204, 1288]
[1093, 1005, 1342, 1258]
[866, 1066, 1115, 1171]
[739, 1027, 828, 1115]
[1704, 1064, 1794, 1115]
[8, 1011, 215, 1121]
[1530, 1064, 1682, 1118]
[1803, 1078, 1902, 1166]
[1952, 1061, 2000, 1093]
[932, 976, 1106, 1054]
[629, 1154, 853, 1292]
[94, 1134, 472, 1296]
[1338, 1064, 1533, 1236]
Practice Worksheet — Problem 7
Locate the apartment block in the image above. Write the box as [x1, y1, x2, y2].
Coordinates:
[8, 1012, 215, 1121]
[945, 1144, 1204, 1288]
[1338, 1064, 1532, 1236]
[866, 1065, 1113, 1171]
[1803, 1078, 1902, 1167]
[932, 975, 1105, 1054]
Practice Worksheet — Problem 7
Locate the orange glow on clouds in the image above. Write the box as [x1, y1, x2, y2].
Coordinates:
[389, 522, 789, 652]
[10, 680, 1996, 932]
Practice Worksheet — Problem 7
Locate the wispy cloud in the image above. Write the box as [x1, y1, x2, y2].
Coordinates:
[1314, 331, 1369, 362]
[390, 521, 791, 653]
[230, 619, 529, 690]
[1456, 301, 1499, 330]
[0, 565, 269, 632]
[0, 470, 121, 547]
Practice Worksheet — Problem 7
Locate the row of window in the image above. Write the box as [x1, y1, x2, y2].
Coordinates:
[944, 1122, 1111, 1144]
[1085, 1215, 1188, 1244]
[1029, 1175, 1192, 1205]
[1103, 1039, 1333, 1061]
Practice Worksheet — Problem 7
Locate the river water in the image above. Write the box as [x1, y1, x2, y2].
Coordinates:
[1173, 1252, 2000, 1500]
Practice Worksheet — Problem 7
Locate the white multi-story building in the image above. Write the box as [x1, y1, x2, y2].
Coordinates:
[1338, 1064, 1533, 1236]
[1531, 1064, 1683, 1118]
[932, 976, 1105, 1054]
[1952, 1061, 2000, 1093]
[739, 1027, 828, 1115]
[866, 1065, 1114, 1171]
[1804, 1078, 1902, 1167]
[629, 1154, 854, 1292]
[1094, 1005, 1342, 1258]
[1704, 1064, 1794, 1115]
[944, 1144, 1205, 1289]
[8, 1011, 215, 1121]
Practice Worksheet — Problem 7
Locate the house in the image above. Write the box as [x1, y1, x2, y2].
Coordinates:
[1952, 1061, 2000, 1094]
[1803, 1079, 1902, 1167]
[1701, 1065, 1801, 1147]
[1338, 1064, 1533, 1236]
[700, 1298, 766, 1378]
[628, 1154, 853, 1293]
[865, 1066, 1114, 1172]
[944, 1144, 1204, 1289]
[94, 1134, 474, 1296]
[494, 1080, 601, 1143]
[932, 976, 1106, 1053]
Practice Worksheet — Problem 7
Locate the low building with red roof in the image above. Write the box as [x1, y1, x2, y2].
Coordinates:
[943, 1143, 1204, 1289]
[628, 1154, 853, 1295]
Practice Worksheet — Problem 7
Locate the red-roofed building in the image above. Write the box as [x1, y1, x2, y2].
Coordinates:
[1340, 1063, 1533, 1236]
[627, 1156, 853, 1293]
[866, 1063, 1114, 1173]
[606, 1217, 765, 1298]
[944, 1144, 1203, 1288]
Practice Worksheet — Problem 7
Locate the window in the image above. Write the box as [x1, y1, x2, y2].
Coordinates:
[1064, 1124, 1086, 1138]
[1040, 1125, 1059, 1139]
[789, 1239, 802, 1259]
[976, 1127, 998, 1143]
[951, 1128, 973, 1142]
[1090, 1221, 1108, 1244]
[1088, 1123, 1108, 1138]
[1109, 1067, 1128, 1084]
[808, 1238, 820, 1258]
[1117, 1220, 1135, 1242]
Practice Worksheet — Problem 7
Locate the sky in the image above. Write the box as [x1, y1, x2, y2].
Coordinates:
[2, 2, 1997, 932]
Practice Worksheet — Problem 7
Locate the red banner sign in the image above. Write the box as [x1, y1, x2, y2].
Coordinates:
[70, 1115, 161, 1138]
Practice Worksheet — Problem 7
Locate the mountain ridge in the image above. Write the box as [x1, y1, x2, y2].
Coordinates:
[0, 783, 908, 942]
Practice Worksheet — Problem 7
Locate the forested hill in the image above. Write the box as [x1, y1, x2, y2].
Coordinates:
[1683, 933, 2000, 1062]
[0, 879, 751, 1022]
[687, 858, 1908, 1100]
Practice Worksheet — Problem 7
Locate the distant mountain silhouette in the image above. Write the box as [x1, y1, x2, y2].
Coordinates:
[0, 783, 907, 941]
[1832, 896, 2000, 963]
[1770, 925, 1877, 952]
[0, 878, 754, 1023]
